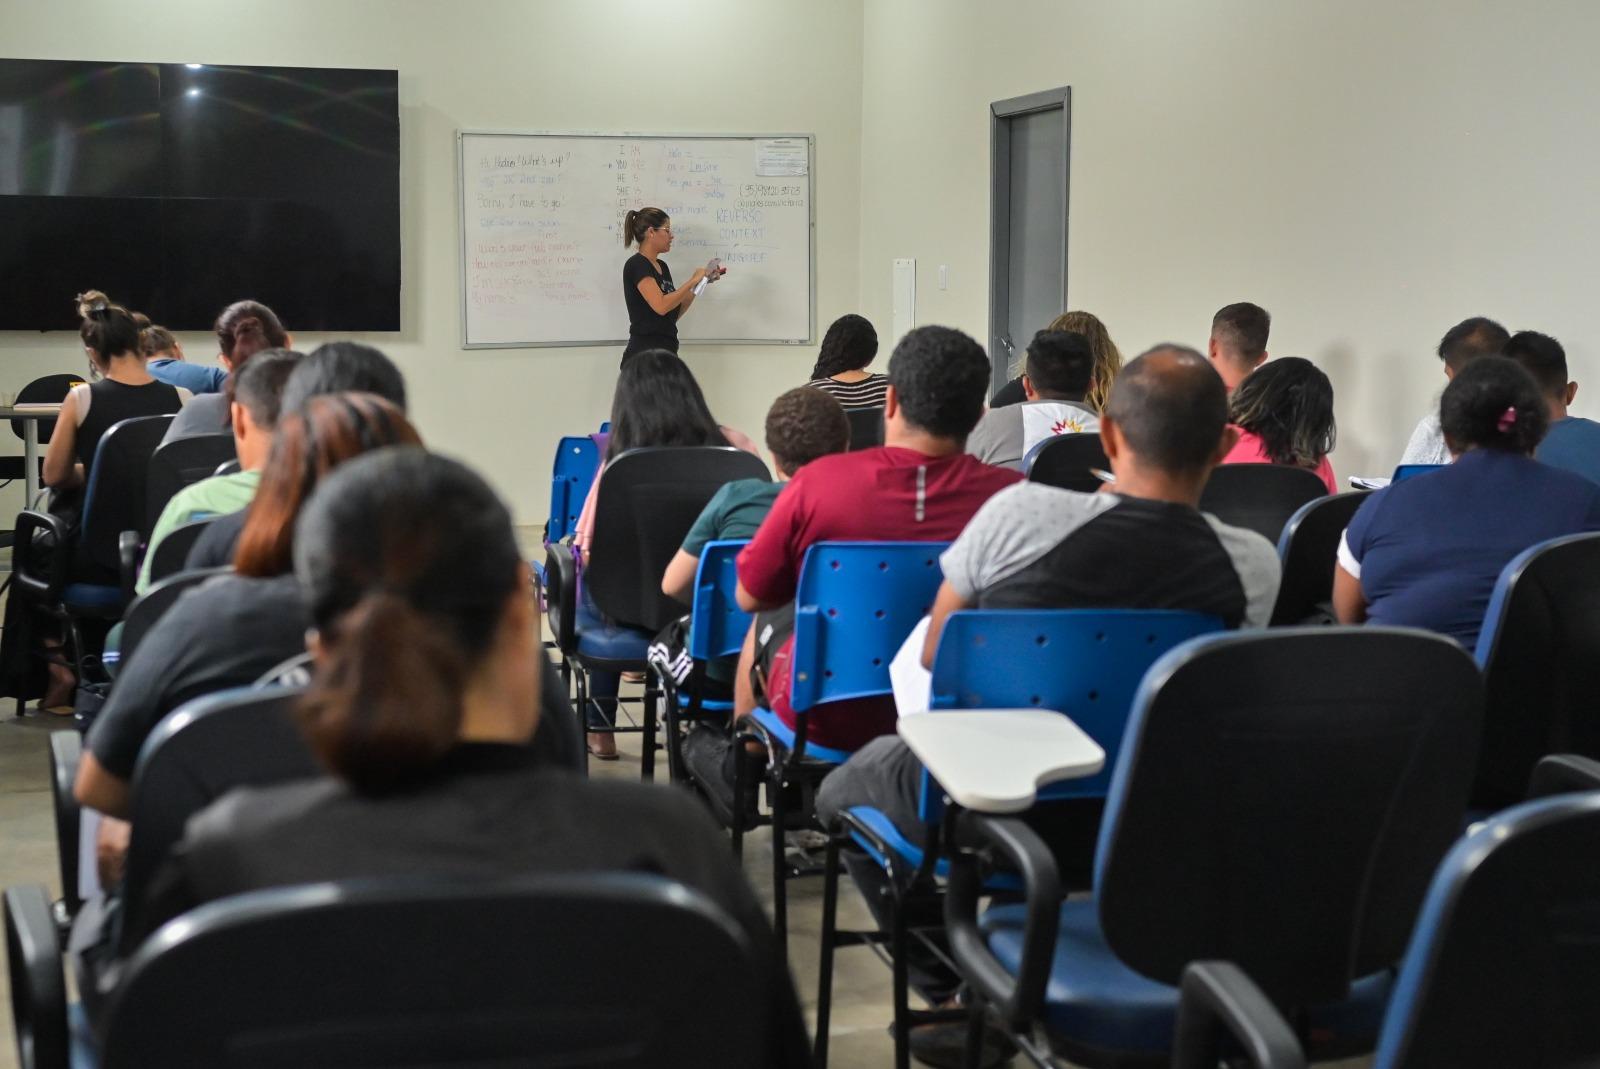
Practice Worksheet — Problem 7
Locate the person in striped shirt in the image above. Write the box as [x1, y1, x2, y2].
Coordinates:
[806, 313, 888, 409]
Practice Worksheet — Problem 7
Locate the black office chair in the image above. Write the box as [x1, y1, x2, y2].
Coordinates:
[1174, 774, 1600, 1069]
[846, 406, 885, 451]
[546, 446, 769, 778]
[142, 518, 216, 589]
[7, 415, 174, 710]
[1027, 433, 1109, 491]
[1471, 531, 1600, 810]
[7, 873, 774, 1069]
[145, 434, 237, 529]
[109, 567, 229, 676]
[0, 374, 80, 488]
[1269, 490, 1371, 625]
[1198, 465, 1328, 544]
[945, 627, 1483, 1068]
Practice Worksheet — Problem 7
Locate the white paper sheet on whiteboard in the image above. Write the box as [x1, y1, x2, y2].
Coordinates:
[756, 138, 808, 176]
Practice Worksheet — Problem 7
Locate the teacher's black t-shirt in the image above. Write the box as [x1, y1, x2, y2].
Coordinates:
[622, 252, 679, 357]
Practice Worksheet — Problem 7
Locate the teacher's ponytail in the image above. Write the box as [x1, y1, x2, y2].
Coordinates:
[623, 206, 668, 248]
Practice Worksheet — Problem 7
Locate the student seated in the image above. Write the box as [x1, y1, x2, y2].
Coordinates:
[184, 341, 408, 571]
[989, 309, 1123, 411]
[1221, 355, 1339, 493]
[805, 313, 887, 409]
[1336, 356, 1600, 648]
[573, 349, 758, 759]
[136, 349, 301, 594]
[1505, 329, 1600, 485]
[44, 291, 190, 498]
[1206, 301, 1271, 392]
[1399, 316, 1508, 466]
[164, 299, 291, 441]
[138, 316, 226, 394]
[965, 329, 1099, 470]
[75, 395, 423, 825]
[732, 325, 1022, 753]
[137, 448, 809, 1067]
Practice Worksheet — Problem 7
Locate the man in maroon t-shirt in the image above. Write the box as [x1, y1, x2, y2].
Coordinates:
[733, 325, 1022, 751]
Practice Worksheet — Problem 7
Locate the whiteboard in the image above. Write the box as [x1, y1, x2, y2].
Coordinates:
[457, 131, 814, 348]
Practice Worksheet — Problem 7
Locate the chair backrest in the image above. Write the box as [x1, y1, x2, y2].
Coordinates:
[213, 458, 241, 477]
[1391, 463, 1443, 483]
[116, 568, 230, 672]
[80, 415, 175, 573]
[928, 610, 1222, 801]
[546, 434, 601, 543]
[588, 447, 770, 632]
[145, 434, 238, 529]
[789, 541, 948, 712]
[1371, 791, 1600, 1069]
[120, 686, 317, 954]
[101, 873, 768, 1068]
[144, 518, 216, 588]
[846, 406, 885, 451]
[1198, 464, 1328, 544]
[1269, 490, 1372, 625]
[1471, 532, 1600, 809]
[9, 373, 82, 444]
[1026, 432, 1109, 491]
[688, 540, 753, 662]
[1096, 627, 1483, 1009]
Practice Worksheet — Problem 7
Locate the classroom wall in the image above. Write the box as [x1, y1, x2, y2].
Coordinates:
[857, 0, 1600, 478]
[0, 0, 863, 525]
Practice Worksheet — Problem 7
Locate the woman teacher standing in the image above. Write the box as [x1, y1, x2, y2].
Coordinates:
[620, 206, 724, 366]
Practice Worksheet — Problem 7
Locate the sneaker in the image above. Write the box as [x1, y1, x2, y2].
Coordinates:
[906, 1018, 1015, 1069]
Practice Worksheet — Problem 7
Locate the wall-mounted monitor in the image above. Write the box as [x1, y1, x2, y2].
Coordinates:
[0, 59, 400, 331]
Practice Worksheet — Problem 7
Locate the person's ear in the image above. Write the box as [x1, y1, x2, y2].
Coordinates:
[1253, 351, 1269, 371]
[1021, 374, 1036, 401]
[884, 383, 900, 422]
[306, 629, 326, 665]
[1566, 382, 1579, 406]
[1099, 415, 1122, 463]
[1206, 336, 1220, 362]
[230, 401, 249, 440]
[502, 563, 536, 647]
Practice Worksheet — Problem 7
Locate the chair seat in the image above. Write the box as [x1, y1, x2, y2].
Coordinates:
[981, 899, 1393, 1062]
[749, 706, 854, 766]
[846, 805, 949, 877]
[574, 594, 651, 665]
[62, 583, 125, 615]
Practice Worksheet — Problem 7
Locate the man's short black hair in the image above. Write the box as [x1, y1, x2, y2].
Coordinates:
[1437, 316, 1509, 372]
[232, 349, 304, 430]
[1024, 330, 1094, 399]
[281, 342, 408, 415]
[1106, 344, 1229, 474]
[1502, 330, 1567, 397]
[886, 325, 991, 439]
[1211, 303, 1271, 361]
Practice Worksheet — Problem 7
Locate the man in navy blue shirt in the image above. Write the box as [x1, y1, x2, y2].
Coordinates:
[1505, 330, 1600, 486]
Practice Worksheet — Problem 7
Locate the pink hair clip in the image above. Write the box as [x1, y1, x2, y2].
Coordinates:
[1497, 406, 1518, 433]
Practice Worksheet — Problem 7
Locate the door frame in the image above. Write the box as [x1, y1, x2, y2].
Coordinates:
[989, 86, 1072, 394]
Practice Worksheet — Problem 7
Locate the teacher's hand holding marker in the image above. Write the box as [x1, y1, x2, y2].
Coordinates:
[618, 206, 729, 367]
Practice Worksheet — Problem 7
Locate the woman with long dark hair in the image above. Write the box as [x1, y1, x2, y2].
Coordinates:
[1221, 356, 1339, 494]
[806, 313, 885, 409]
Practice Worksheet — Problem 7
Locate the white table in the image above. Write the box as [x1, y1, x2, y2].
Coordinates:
[897, 709, 1106, 814]
[0, 403, 63, 505]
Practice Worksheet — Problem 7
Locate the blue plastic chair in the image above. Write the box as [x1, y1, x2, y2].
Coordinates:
[544, 435, 600, 545]
[814, 609, 1221, 1069]
[945, 627, 1484, 1068]
[1391, 463, 1444, 483]
[1172, 762, 1600, 1069]
[746, 541, 948, 958]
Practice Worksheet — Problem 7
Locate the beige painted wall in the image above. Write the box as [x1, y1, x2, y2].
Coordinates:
[0, 0, 863, 523]
[857, 0, 1600, 478]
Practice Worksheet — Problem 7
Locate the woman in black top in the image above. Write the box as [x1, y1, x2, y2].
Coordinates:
[619, 206, 724, 365]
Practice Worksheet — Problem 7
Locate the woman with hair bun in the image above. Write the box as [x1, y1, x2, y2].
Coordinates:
[138, 449, 808, 1066]
[619, 206, 724, 366]
[164, 298, 290, 440]
[1335, 356, 1600, 648]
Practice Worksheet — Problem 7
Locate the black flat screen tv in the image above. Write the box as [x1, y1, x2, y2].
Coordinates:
[0, 59, 400, 331]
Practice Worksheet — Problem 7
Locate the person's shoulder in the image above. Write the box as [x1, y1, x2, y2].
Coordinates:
[622, 252, 650, 277]
[969, 480, 1110, 532]
[952, 451, 1025, 487]
[1202, 513, 1281, 567]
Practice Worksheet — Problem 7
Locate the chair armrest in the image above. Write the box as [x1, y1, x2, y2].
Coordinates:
[544, 543, 578, 654]
[48, 732, 83, 919]
[943, 813, 1061, 1032]
[11, 510, 72, 602]
[1173, 961, 1306, 1069]
[4, 885, 70, 1069]
[1528, 754, 1600, 800]
[119, 530, 141, 604]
